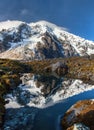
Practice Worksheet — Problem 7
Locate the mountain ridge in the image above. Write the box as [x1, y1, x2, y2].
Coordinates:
[0, 20, 94, 60]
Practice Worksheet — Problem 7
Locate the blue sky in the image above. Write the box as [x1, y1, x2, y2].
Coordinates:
[0, 0, 94, 40]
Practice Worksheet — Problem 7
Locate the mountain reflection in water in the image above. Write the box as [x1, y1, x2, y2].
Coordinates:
[4, 74, 94, 130]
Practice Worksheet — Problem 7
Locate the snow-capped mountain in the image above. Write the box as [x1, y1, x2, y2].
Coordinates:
[0, 20, 94, 60]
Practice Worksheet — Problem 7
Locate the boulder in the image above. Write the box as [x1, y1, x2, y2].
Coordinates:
[44, 61, 68, 76]
[67, 123, 90, 130]
[61, 100, 94, 130]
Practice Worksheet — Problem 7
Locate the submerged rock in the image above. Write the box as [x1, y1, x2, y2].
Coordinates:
[61, 100, 94, 130]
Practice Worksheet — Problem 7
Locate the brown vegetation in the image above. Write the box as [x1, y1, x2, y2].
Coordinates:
[0, 59, 28, 128]
[27, 57, 94, 83]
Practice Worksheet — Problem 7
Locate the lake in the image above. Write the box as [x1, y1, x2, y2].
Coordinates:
[3, 74, 94, 130]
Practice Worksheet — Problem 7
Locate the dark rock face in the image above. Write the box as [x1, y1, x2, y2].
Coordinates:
[58, 38, 79, 57]
[17, 23, 32, 39]
[0, 41, 10, 53]
[61, 100, 94, 130]
[36, 32, 79, 60]
[36, 32, 65, 59]
[0, 23, 32, 53]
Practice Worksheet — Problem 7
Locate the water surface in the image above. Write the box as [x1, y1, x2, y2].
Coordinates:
[4, 74, 94, 130]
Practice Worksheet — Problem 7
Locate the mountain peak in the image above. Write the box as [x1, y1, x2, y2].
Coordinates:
[30, 20, 68, 33]
[31, 20, 58, 29]
[0, 20, 94, 60]
[0, 20, 24, 31]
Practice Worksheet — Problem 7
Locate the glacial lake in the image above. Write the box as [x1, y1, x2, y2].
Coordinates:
[32, 89, 94, 130]
[3, 74, 94, 130]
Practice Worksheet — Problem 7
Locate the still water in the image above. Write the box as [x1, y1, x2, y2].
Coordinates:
[32, 89, 94, 130]
[3, 74, 94, 130]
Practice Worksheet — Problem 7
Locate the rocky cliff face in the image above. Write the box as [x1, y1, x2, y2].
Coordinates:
[61, 100, 94, 130]
[0, 20, 94, 60]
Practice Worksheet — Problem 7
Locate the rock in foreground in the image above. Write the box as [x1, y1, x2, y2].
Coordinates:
[61, 100, 94, 130]
[67, 123, 90, 130]
[44, 61, 68, 76]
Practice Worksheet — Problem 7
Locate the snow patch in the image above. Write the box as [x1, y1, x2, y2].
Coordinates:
[0, 20, 23, 31]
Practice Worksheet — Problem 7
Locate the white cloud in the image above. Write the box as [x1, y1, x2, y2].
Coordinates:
[61, 27, 69, 32]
